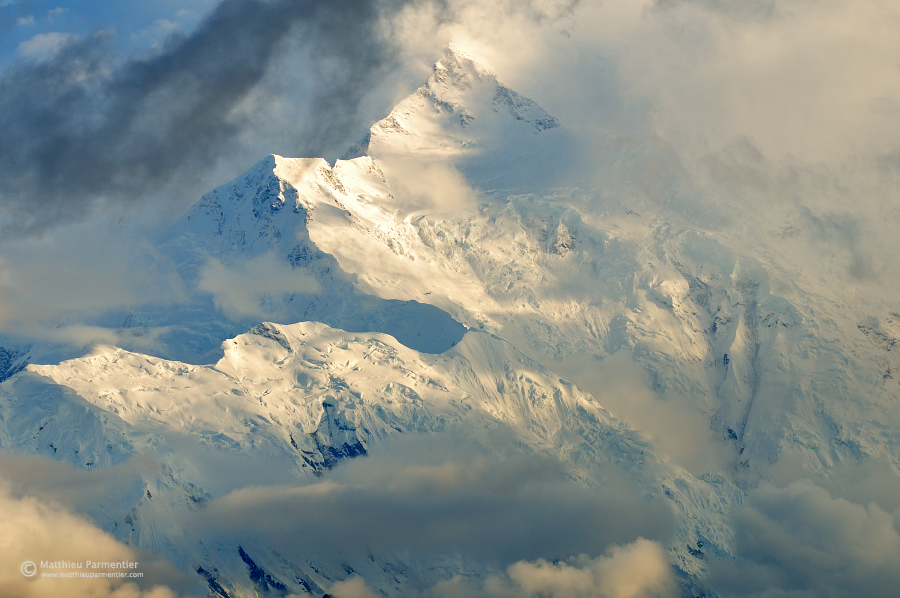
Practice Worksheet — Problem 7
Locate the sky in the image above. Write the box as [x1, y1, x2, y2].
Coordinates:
[2, 1, 900, 597]
[0, 1, 217, 65]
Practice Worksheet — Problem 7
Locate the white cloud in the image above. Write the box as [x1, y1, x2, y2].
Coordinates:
[555, 352, 734, 476]
[506, 539, 676, 598]
[17, 32, 77, 62]
[326, 577, 379, 598]
[197, 251, 320, 320]
[375, 154, 480, 216]
[129, 14, 198, 49]
[422, 538, 676, 598]
[46, 7, 68, 21]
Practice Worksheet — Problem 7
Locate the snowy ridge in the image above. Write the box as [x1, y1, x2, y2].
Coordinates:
[4, 322, 738, 595]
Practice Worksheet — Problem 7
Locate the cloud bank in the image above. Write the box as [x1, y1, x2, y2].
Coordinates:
[0, 431, 674, 597]
[193, 432, 674, 567]
[427, 538, 676, 598]
[710, 480, 900, 598]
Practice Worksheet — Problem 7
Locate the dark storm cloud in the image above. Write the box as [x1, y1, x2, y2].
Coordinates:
[0, 0, 426, 235]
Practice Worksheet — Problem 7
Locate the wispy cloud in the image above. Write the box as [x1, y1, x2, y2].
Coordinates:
[197, 252, 320, 320]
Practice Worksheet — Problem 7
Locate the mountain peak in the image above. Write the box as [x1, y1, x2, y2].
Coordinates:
[344, 46, 559, 160]
[431, 45, 491, 92]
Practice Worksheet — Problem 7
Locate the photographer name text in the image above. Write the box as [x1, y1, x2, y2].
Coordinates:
[38, 560, 139, 570]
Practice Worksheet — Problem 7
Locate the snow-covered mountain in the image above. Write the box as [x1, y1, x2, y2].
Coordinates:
[1, 46, 898, 597]
[2, 321, 738, 595]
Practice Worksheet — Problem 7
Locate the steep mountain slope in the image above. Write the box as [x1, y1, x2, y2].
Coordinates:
[153, 154, 467, 363]
[346, 45, 572, 195]
[347, 45, 558, 159]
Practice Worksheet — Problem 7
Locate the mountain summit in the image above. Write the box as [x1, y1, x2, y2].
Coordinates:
[345, 46, 559, 161]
